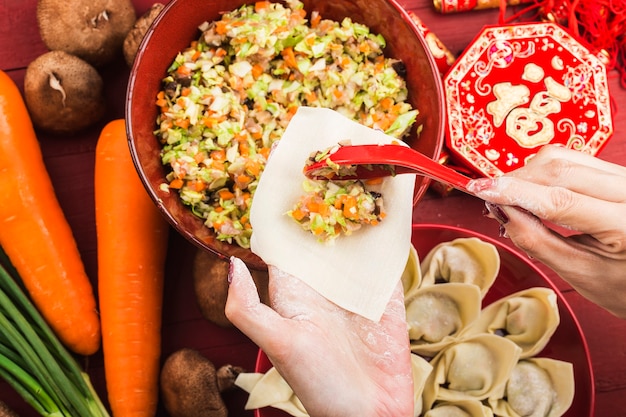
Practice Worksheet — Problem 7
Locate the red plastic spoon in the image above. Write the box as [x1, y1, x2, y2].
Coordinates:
[303, 144, 475, 195]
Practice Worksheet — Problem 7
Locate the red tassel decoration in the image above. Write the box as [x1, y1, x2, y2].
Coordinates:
[501, 0, 626, 87]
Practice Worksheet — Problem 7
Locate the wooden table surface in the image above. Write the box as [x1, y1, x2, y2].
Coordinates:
[2, 0, 626, 415]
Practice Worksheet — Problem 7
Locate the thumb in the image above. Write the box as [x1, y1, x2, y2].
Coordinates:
[225, 256, 284, 347]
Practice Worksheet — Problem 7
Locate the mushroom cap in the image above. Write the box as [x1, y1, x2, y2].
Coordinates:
[37, 0, 137, 67]
[192, 247, 269, 328]
[160, 349, 229, 417]
[24, 50, 106, 135]
[123, 3, 165, 67]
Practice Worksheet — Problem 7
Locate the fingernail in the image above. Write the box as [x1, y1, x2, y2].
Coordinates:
[485, 202, 509, 224]
[467, 177, 497, 194]
[498, 224, 509, 238]
[228, 256, 236, 284]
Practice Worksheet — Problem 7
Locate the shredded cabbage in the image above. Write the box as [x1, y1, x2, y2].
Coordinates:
[155, 0, 418, 248]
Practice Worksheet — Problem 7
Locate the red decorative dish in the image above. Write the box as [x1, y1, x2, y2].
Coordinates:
[254, 224, 595, 417]
[444, 22, 613, 177]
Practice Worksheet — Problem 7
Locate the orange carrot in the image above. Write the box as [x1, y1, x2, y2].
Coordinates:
[281, 46, 298, 69]
[310, 11, 321, 28]
[211, 149, 226, 160]
[215, 47, 227, 57]
[94, 119, 169, 417]
[255, 1, 271, 12]
[342, 195, 359, 220]
[215, 20, 229, 35]
[364, 177, 385, 185]
[218, 189, 235, 200]
[251, 63, 265, 78]
[0, 70, 100, 356]
[169, 178, 184, 189]
[379, 97, 394, 111]
[245, 159, 262, 176]
[290, 208, 307, 221]
[176, 64, 191, 77]
[155, 91, 167, 107]
[174, 118, 190, 129]
[235, 174, 252, 189]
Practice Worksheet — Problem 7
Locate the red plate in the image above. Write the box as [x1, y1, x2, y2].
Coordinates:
[444, 22, 613, 177]
[255, 224, 595, 417]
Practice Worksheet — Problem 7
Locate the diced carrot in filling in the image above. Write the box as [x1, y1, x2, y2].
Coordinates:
[287, 179, 385, 243]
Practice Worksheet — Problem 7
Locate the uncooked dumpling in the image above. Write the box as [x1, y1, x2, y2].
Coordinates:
[406, 283, 482, 357]
[235, 367, 308, 416]
[411, 353, 433, 417]
[420, 237, 500, 298]
[402, 244, 422, 301]
[421, 333, 522, 410]
[460, 287, 560, 358]
[424, 400, 494, 417]
[489, 358, 575, 417]
[250, 107, 416, 321]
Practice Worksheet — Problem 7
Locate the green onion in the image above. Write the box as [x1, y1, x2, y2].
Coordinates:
[0, 248, 110, 417]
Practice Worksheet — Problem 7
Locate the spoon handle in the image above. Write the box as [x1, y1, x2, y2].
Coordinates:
[378, 145, 473, 193]
[309, 145, 475, 195]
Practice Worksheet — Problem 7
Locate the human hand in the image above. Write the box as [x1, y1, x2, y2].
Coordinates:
[467, 145, 626, 319]
[225, 257, 414, 417]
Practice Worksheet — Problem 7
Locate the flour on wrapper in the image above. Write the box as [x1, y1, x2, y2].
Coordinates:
[249, 107, 416, 321]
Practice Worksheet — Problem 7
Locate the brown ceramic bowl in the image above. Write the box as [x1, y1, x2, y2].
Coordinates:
[126, 0, 446, 270]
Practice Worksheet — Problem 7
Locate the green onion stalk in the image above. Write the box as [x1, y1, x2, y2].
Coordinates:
[0, 249, 110, 417]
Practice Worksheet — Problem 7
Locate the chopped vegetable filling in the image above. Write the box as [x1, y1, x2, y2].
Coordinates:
[155, 0, 418, 248]
[287, 179, 385, 243]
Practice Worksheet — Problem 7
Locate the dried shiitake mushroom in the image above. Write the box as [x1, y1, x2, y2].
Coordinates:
[160, 348, 245, 417]
[123, 3, 164, 67]
[193, 249, 269, 328]
[24, 50, 105, 135]
[37, 0, 136, 67]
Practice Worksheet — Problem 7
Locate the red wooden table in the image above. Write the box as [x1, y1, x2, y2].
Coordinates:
[2, 0, 626, 415]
